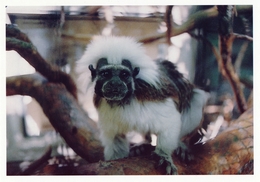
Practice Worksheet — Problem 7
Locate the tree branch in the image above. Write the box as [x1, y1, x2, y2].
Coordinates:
[217, 5, 248, 113]
[165, 6, 173, 45]
[139, 5, 252, 44]
[234, 41, 249, 74]
[6, 74, 103, 162]
[233, 33, 253, 41]
[6, 24, 78, 100]
[20, 146, 52, 175]
[139, 6, 218, 43]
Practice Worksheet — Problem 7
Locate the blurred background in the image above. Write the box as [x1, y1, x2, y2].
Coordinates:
[6, 6, 253, 174]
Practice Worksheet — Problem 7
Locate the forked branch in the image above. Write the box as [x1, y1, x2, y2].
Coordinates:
[6, 24, 78, 100]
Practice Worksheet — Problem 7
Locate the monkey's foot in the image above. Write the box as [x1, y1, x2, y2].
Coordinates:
[174, 141, 194, 163]
[151, 151, 178, 175]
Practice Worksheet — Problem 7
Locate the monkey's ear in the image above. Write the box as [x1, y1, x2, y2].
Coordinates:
[133, 67, 140, 78]
[88, 64, 96, 81]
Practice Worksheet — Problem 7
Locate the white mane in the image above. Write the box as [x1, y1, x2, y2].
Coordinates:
[76, 36, 160, 93]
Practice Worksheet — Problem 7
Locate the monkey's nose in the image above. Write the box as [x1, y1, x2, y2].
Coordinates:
[111, 87, 120, 93]
[109, 80, 124, 89]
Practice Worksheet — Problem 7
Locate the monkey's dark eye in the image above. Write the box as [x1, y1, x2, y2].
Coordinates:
[120, 70, 130, 80]
[100, 70, 111, 78]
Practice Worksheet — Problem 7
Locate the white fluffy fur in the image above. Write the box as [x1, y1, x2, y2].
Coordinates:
[76, 36, 160, 94]
[98, 97, 182, 160]
[180, 88, 209, 138]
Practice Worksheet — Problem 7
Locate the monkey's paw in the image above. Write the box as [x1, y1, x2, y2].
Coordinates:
[151, 151, 178, 175]
[174, 141, 194, 163]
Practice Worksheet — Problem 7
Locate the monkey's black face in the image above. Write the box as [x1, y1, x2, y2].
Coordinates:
[89, 58, 140, 104]
[97, 66, 132, 101]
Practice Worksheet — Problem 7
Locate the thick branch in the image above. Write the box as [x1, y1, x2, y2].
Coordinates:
[6, 74, 103, 162]
[6, 24, 77, 100]
[217, 5, 248, 113]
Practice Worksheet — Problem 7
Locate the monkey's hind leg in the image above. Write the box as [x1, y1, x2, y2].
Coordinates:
[102, 134, 129, 160]
[152, 122, 181, 175]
